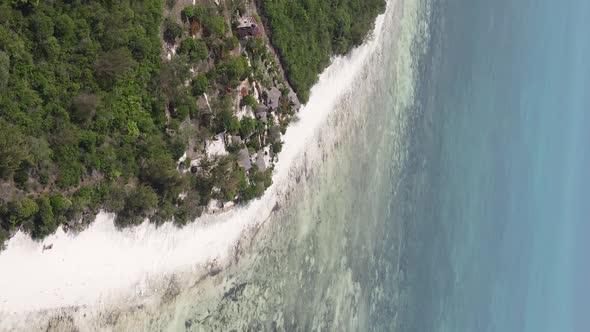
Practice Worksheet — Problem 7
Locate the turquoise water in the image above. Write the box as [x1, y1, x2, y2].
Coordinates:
[404, 0, 590, 330]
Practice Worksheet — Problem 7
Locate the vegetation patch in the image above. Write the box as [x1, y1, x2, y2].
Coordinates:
[0, 0, 385, 247]
[257, 0, 386, 101]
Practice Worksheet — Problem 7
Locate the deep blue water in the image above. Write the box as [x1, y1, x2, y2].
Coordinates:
[402, 0, 590, 330]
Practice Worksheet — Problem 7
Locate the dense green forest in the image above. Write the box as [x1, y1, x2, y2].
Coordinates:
[0, 0, 174, 244]
[258, 0, 386, 101]
[0, 0, 274, 246]
[0, 0, 384, 246]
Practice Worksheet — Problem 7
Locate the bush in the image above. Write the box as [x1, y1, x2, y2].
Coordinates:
[202, 15, 226, 37]
[33, 196, 56, 239]
[93, 48, 136, 84]
[225, 115, 241, 135]
[140, 155, 184, 196]
[163, 18, 182, 44]
[239, 117, 256, 138]
[50, 194, 72, 214]
[272, 141, 283, 154]
[179, 38, 209, 61]
[192, 73, 209, 95]
[246, 135, 260, 151]
[116, 185, 159, 227]
[242, 94, 259, 109]
[13, 161, 30, 188]
[224, 36, 239, 51]
[218, 56, 249, 86]
[6, 198, 38, 227]
[181, 6, 194, 22]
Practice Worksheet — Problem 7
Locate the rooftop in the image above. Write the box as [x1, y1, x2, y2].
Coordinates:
[237, 148, 252, 171]
[237, 17, 257, 29]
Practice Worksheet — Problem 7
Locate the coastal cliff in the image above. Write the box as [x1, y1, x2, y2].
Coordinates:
[0, 0, 385, 247]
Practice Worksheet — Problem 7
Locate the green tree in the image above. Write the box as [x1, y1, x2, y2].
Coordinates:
[239, 117, 256, 138]
[54, 13, 75, 45]
[33, 196, 56, 238]
[181, 6, 195, 22]
[225, 114, 241, 135]
[29, 12, 54, 41]
[203, 15, 226, 37]
[7, 198, 38, 227]
[192, 73, 209, 95]
[218, 56, 248, 86]
[163, 18, 182, 44]
[179, 38, 208, 61]
[50, 194, 72, 214]
[242, 95, 259, 109]
[93, 48, 136, 83]
[0, 120, 30, 179]
[140, 155, 184, 197]
[224, 36, 238, 51]
[116, 185, 159, 227]
[157, 55, 191, 97]
[11, 0, 39, 9]
[272, 141, 283, 154]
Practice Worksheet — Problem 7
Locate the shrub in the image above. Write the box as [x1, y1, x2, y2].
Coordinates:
[50, 194, 72, 214]
[218, 56, 249, 86]
[192, 74, 209, 95]
[224, 36, 238, 51]
[116, 185, 159, 227]
[242, 94, 259, 109]
[6, 198, 38, 227]
[179, 38, 209, 61]
[272, 141, 283, 154]
[202, 15, 226, 37]
[33, 196, 56, 239]
[163, 18, 182, 44]
[225, 115, 241, 135]
[239, 117, 256, 138]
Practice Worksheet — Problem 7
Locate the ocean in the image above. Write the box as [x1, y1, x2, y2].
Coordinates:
[1, 0, 588, 330]
[404, 0, 589, 330]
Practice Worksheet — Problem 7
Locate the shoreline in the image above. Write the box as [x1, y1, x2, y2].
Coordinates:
[0, 0, 391, 322]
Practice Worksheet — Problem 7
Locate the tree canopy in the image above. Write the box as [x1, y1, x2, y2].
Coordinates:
[258, 0, 386, 101]
[0, 0, 385, 247]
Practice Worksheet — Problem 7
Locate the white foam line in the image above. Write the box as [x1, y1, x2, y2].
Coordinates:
[0, 2, 390, 315]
